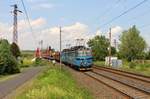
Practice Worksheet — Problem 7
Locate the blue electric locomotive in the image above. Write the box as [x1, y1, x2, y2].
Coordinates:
[61, 46, 93, 70]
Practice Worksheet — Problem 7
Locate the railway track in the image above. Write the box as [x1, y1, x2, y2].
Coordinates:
[84, 66, 150, 99]
[93, 66, 150, 93]
[93, 66, 150, 83]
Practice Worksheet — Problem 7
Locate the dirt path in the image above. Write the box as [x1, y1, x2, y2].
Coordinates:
[0, 66, 45, 99]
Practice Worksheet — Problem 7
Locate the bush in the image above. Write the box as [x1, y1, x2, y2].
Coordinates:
[19, 58, 34, 68]
[34, 58, 42, 66]
[129, 62, 136, 69]
[0, 39, 20, 74]
[10, 42, 21, 59]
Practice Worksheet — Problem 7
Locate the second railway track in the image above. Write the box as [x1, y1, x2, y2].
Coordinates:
[93, 66, 150, 83]
[84, 71, 150, 99]
[93, 66, 150, 93]
[84, 66, 150, 99]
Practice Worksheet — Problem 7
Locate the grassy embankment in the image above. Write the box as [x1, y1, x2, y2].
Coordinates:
[94, 60, 150, 76]
[0, 74, 19, 82]
[14, 64, 92, 99]
[20, 51, 35, 68]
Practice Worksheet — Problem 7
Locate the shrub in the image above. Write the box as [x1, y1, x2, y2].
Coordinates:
[0, 39, 20, 74]
[10, 42, 21, 59]
[129, 62, 136, 69]
[34, 58, 42, 66]
[19, 58, 34, 68]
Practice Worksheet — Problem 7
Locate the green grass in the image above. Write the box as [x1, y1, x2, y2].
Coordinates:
[0, 74, 19, 82]
[122, 62, 150, 76]
[94, 60, 150, 76]
[20, 58, 34, 68]
[15, 65, 92, 99]
[94, 61, 105, 66]
[19, 50, 35, 68]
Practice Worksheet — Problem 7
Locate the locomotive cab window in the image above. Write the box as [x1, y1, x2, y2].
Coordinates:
[78, 50, 92, 56]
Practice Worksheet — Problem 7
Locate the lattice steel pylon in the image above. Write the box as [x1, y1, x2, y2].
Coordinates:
[11, 4, 22, 44]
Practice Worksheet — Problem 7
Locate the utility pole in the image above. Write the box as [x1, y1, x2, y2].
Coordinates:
[60, 26, 62, 69]
[11, 4, 22, 44]
[109, 28, 112, 67]
[114, 39, 117, 49]
[40, 40, 43, 51]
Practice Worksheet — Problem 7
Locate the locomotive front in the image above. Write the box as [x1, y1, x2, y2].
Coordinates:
[75, 49, 93, 69]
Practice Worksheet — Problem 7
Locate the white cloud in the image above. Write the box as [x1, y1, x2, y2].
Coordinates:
[95, 30, 102, 36]
[0, 21, 110, 50]
[39, 22, 91, 50]
[38, 3, 54, 9]
[9, 17, 46, 32]
[111, 26, 123, 36]
[31, 17, 46, 28]
[0, 17, 47, 50]
[0, 23, 11, 40]
[107, 26, 123, 47]
[0, 21, 93, 50]
[26, 0, 56, 10]
[32, 3, 55, 10]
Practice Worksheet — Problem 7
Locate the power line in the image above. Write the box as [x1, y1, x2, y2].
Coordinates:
[99, 0, 121, 19]
[20, 0, 37, 43]
[94, 0, 121, 28]
[125, 4, 150, 26]
[100, 0, 148, 27]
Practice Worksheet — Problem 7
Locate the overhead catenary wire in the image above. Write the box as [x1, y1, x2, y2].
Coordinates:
[20, 0, 37, 44]
[98, 0, 121, 20]
[94, 0, 122, 31]
[100, 0, 149, 28]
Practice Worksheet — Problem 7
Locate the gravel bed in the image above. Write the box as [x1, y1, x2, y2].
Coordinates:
[63, 65, 128, 99]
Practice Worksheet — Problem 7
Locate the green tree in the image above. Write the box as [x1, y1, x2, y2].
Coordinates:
[10, 42, 21, 59]
[146, 50, 150, 59]
[87, 35, 109, 60]
[0, 39, 20, 74]
[111, 46, 117, 56]
[119, 25, 146, 61]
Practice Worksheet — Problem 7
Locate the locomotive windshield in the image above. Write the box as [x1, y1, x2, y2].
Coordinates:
[78, 50, 91, 56]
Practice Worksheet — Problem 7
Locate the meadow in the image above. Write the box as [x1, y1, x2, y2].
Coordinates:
[14, 64, 92, 99]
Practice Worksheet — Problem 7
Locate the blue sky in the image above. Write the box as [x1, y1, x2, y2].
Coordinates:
[0, 0, 150, 50]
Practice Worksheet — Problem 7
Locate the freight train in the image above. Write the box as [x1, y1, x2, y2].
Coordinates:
[35, 46, 93, 70]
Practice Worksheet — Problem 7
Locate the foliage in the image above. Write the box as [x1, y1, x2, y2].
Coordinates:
[111, 46, 117, 56]
[33, 58, 50, 67]
[119, 25, 146, 61]
[34, 58, 42, 66]
[20, 58, 34, 68]
[10, 42, 21, 59]
[129, 62, 136, 69]
[15, 66, 92, 99]
[146, 50, 150, 60]
[87, 35, 110, 60]
[0, 39, 20, 74]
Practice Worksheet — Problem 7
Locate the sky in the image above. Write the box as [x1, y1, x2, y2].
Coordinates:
[0, 0, 150, 50]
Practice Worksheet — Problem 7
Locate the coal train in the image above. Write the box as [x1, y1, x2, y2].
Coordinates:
[36, 46, 93, 70]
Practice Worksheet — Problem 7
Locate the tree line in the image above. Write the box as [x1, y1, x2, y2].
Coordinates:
[0, 39, 21, 74]
[88, 25, 150, 61]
